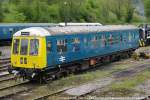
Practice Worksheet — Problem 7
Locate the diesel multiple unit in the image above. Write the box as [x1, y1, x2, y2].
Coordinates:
[9, 25, 140, 81]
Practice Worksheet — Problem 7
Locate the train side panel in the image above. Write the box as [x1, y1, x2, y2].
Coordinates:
[46, 29, 139, 68]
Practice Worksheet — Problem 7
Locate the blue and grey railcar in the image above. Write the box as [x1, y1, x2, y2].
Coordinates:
[10, 25, 139, 81]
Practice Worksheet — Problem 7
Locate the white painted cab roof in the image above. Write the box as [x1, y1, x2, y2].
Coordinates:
[13, 27, 50, 37]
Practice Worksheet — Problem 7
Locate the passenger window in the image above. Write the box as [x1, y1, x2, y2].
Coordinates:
[47, 42, 52, 53]
[20, 39, 28, 55]
[72, 38, 80, 52]
[109, 34, 113, 45]
[115, 36, 119, 44]
[57, 39, 67, 53]
[84, 38, 87, 43]
[30, 39, 39, 56]
[101, 35, 106, 47]
[13, 39, 20, 54]
[128, 33, 132, 42]
[120, 34, 123, 42]
[92, 36, 98, 42]
[92, 36, 98, 48]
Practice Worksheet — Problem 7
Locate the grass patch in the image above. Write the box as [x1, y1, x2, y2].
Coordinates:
[46, 70, 110, 91]
[107, 69, 150, 96]
[46, 59, 145, 91]
[98, 88, 142, 97]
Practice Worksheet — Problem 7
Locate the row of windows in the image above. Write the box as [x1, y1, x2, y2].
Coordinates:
[13, 39, 39, 56]
[47, 33, 137, 54]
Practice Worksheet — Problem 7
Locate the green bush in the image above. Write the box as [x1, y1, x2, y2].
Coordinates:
[0, 0, 145, 24]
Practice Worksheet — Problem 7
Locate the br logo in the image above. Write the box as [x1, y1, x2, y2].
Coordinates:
[59, 56, 66, 62]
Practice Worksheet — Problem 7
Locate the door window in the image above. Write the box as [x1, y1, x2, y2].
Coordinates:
[47, 42, 52, 54]
[20, 39, 28, 55]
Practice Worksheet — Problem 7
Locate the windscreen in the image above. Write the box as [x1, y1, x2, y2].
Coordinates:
[20, 39, 28, 55]
[13, 39, 20, 54]
[30, 39, 39, 56]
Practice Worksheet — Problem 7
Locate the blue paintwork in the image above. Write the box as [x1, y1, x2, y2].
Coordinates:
[46, 29, 139, 68]
[0, 23, 56, 40]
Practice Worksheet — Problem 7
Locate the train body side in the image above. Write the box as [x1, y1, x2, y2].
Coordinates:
[46, 29, 139, 68]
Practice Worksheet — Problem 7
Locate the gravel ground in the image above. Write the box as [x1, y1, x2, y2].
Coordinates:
[65, 77, 114, 96]
[64, 59, 150, 96]
[135, 80, 150, 96]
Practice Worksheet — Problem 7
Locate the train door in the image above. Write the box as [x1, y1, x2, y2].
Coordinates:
[19, 38, 29, 67]
[46, 38, 56, 66]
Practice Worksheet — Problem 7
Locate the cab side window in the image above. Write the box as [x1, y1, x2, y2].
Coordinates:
[20, 39, 28, 55]
[13, 39, 20, 54]
[57, 39, 67, 53]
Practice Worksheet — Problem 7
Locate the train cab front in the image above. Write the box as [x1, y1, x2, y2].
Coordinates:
[9, 28, 47, 80]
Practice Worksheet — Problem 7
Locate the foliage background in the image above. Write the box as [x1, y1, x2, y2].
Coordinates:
[0, 0, 149, 24]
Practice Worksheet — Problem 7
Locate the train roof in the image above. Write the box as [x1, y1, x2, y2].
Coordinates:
[0, 23, 57, 27]
[14, 25, 138, 37]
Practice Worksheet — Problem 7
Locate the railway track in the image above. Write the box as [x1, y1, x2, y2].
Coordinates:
[62, 60, 150, 99]
[0, 57, 149, 99]
[33, 87, 73, 100]
[0, 59, 10, 64]
[0, 80, 34, 99]
[0, 65, 10, 72]
[13, 59, 148, 100]
[0, 57, 11, 78]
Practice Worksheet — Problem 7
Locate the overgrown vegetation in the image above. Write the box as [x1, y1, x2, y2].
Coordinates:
[0, 0, 148, 24]
[46, 59, 139, 91]
[144, 0, 150, 21]
[108, 69, 150, 96]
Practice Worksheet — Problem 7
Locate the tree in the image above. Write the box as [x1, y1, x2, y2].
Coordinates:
[0, 2, 4, 22]
[144, 0, 150, 21]
[125, 0, 135, 23]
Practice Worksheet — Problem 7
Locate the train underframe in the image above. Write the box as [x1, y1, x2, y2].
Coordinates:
[9, 48, 136, 83]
